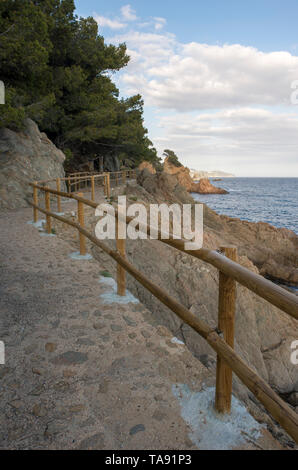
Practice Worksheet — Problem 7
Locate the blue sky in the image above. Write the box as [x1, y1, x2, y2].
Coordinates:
[75, 1, 298, 176]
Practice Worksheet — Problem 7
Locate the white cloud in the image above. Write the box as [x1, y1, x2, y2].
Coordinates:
[107, 15, 298, 175]
[121, 4, 137, 21]
[94, 14, 126, 30]
[153, 108, 298, 175]
[113, 35, 298, 110]
[153, 17, 167, 31]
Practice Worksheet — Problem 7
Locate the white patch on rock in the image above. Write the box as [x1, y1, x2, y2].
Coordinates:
[171, 336, 184, 345]
[27, 219, 46, 229]
[40, 232, 56, 237]
[69, 251, 92, 260]
[172, 384, 263, 450]
[98, 276, 139, 304]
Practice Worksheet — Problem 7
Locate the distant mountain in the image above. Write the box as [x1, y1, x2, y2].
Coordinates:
[190, 169, 235, 179]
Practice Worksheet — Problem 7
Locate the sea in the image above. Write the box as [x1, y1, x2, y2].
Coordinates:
[191, 177, 298, 234]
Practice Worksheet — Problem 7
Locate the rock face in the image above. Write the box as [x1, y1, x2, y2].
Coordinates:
[163, 157, 227, 194]
[192, 177, 228, 194]
[0, 119, 66, 210]
[163, 156, 194, 191]
[138, 161, 156, 174]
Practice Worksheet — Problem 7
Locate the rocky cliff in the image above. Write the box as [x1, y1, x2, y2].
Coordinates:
[138, 161, 156, 174]
[164, 157, 228, 194]
[0, 119, 66, 210]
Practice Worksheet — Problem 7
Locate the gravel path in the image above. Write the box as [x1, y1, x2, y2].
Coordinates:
[0, 201, 283, 450]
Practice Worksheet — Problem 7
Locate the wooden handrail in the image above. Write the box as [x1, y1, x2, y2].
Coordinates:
[28, 197, 298, 443]
[28, 183, 298, 320]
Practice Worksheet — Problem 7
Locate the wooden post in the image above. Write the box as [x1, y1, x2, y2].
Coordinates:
[116, 219, 126, 296]
[45, 188, 51, 234]
[33, 182, 38, 222]
[215, 246, 237, 414]
[122, 170, 126, 185]
[103, 174, 107, 196]
[91, 176, 95, 201]
[56, 178, 61, 213]
[77, 193, 86, 256]
[67, 176, 71, 193]
[106, 172, 110, 198]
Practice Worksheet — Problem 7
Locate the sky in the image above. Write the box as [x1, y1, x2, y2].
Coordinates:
[75, 0, 298, 176]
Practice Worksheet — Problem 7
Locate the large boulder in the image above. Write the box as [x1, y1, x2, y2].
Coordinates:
[192, 177, 228, 194]
[0, 119, 66, 210]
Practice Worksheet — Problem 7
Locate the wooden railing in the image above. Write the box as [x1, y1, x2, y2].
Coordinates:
[34, 170, 137, 209]
[28, 182, 298, 444]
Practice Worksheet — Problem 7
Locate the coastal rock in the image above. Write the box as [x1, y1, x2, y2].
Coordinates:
[0, 119, 66, 210]
[163, 156, 194, 191]
[163, 157, 227, 194]
[138, 161, 156, 174]
[192, 178, 228, 194]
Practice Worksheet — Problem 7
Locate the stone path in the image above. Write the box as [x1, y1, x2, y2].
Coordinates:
[0, 200, 283, 450]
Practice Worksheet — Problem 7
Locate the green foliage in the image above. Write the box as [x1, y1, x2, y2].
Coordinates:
[163, 149, 182, 167]
[0, 0, 159, 168]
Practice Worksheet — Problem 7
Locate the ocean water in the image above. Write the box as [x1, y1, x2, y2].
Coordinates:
[191, 177, 298, 234]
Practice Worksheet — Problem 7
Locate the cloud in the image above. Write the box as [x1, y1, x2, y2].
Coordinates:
[153, 17, 167, 31]
[113, 35, 298, 110]
[107, 13, 298, 175]
[121, 4, 137, 21]
[153, 108, 298, 175]
[94, 14, 126, 30]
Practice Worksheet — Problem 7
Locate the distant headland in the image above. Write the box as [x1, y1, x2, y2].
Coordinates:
[190, 169, 235, 179]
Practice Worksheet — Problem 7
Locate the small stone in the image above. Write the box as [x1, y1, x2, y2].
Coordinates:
[80, 311, 89, 318]
[128, 333, 137, 339]
[93, 310, 102, 317]
[111, 324, 122, 332]
[9, 400, 23, 409]
[156, 326, 169, 337]
[44, 421, 66, 439]
[98, 379, 109, 393]
[77, 338, 95, 346]
[99, 335, 110, 343]
[77, 432, 105, 450]
[123, 315, 137, 327]
[129, 424, 145, 436]
[29, 385, 45, 396]
[69, 404, 85, 414]
[93, 322, 105, 330]
[53, 380, 70, 391]
[24, 344, 38, 354]
[32, 368, 43, 376]
[104, 313, 114, 319]
[152, 410, 167, 421]
[63, 369, 76, 378]
[141, 330, 151, 338]
[51, 351, 88, 366]
[45, 342, 57, 352]
[32, 403, 47, 417]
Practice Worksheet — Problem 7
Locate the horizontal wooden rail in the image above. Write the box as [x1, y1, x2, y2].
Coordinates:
[28, 184, 298, 320]
[28, 198, 298, 443]
[113, 209, 298, 321]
